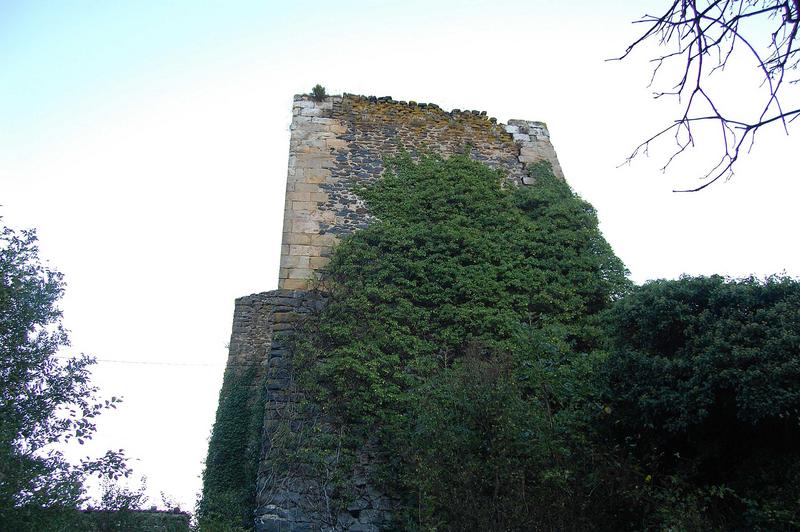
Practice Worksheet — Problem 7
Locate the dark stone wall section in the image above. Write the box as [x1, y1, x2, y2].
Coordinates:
[318, 95, 529, 238]
[239, 290, 395, 531]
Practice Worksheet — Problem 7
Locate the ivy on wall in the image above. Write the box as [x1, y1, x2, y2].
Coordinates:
[200, 151, 800, 530]
[198, 367, 265, 531]
[291, 153, 632, 528]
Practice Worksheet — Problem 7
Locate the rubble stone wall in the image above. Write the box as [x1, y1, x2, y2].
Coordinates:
[209, 93, 565, 531]
[279, 94, 563, 290]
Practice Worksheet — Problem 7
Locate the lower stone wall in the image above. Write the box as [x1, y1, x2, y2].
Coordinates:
[214, 289, 396, 530]
[202, 290, 318, 528]
[253, 290, 397, 531]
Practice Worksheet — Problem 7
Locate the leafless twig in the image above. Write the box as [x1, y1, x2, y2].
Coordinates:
[612, 0, 799, 191]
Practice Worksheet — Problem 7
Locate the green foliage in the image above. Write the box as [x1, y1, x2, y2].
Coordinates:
[92, 476, 151, 530]
[198, 367, 265, 531]
[269, 153, 799, 529]
[602, 275, 800, 529]
[292, 154, 630, 528]
[0, 220, 129, 530]
[311, 84, 327, 102]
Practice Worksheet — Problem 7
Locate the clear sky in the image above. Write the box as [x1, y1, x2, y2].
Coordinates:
[2, 0, 798, 512]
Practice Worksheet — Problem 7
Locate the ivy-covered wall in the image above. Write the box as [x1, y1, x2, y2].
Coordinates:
[199, 291, 317, 530]
[279, 94, 564, 291]
[203, 94, 570, 531]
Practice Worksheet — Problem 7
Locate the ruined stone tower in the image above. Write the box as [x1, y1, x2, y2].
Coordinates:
[205, 93, 564, 531]
[278, 94, 562, 291]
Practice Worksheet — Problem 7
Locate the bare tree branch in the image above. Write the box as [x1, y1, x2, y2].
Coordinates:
[612, 1, 799, 191]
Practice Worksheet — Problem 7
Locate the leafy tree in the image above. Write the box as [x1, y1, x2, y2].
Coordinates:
[616, 1, 799, 190]
[602, 275, 800, 529]
[0, 221, 129, 529]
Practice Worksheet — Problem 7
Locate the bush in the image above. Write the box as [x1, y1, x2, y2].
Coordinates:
[602, 275, 800, 529]
[310, 84, 326, 101]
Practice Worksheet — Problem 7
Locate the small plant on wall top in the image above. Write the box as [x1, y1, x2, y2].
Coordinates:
[311, 84, 327, 101]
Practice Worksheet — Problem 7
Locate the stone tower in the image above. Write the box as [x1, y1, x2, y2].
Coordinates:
[206, 93, 564, 531]
[278, 94, 562, 290]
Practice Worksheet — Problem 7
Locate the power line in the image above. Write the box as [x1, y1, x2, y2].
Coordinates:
[91, 358, 221, 367]
[54, 356, 267, 369]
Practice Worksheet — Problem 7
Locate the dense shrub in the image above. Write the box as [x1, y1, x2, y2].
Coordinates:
[602, 275, 800, 529]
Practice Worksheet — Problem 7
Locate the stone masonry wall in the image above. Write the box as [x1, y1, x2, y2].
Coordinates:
[218, 288, 394, 531]
[279, 94, 563, 290]
[208, 93, 566, 531]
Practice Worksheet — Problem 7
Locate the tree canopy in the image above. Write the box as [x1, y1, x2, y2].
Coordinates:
[618, 0, 799, 190]
[0, 221, 129, 529]
[602, 275, 800, 529]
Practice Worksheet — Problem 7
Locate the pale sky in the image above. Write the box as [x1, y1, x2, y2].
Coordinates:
[2, 0, 798, 512]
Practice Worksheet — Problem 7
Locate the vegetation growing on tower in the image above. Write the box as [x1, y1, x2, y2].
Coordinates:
[277, 154, 800, 530]
[287, 154, 633, 529]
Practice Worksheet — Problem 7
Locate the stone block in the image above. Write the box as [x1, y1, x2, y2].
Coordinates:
[299, 107, 323, 117]
[288, 245, 320, 257]
[325, 138, 349, 150]
[281, 279, 312, 290]
[519, 146, 541, 158]
[302, 139, 329, 151]
[309, 256, 330, 269]
[294, 153, 334, 169]
[519, 153, 544, 164]
[291, 201, 316, 213]
[280, 255, 310, 268]
[271, 311, 298, 323]
[309, 233, 338, 247]
[303, 167, 331, 183]
[286, 191, 311, 202]
[293, 183, 322, 193]
[288, 268, 314, 279]
[282, 232, 311, 245]
[291, 143, 316, 154]
[291, 219, 320, 233]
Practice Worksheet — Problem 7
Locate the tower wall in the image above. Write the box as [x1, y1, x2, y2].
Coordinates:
[279, 94, 563, 290]
[206, 93, 566, 531]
